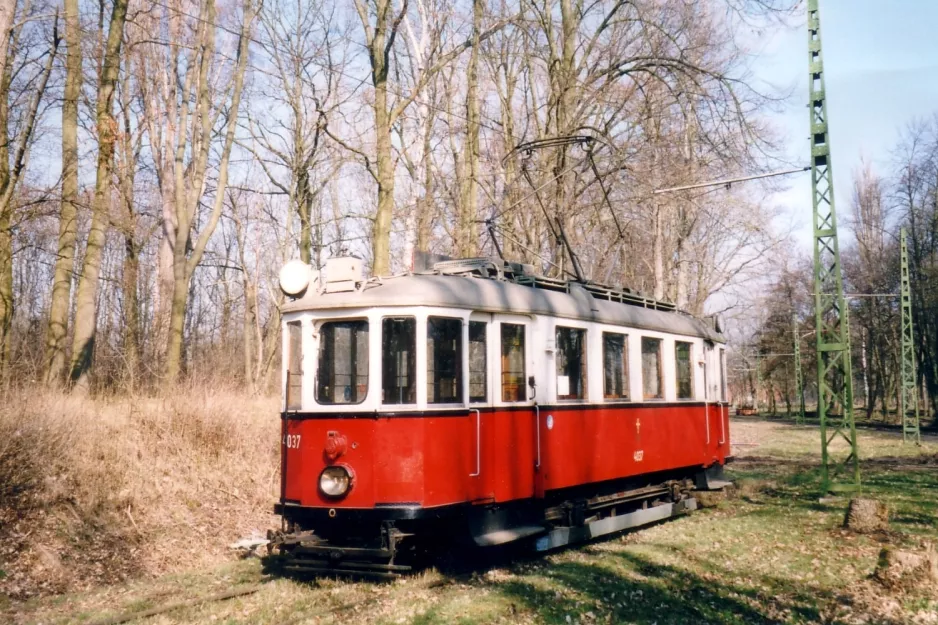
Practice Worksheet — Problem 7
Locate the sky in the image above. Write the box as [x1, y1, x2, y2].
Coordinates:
[748, 0, 938, 252]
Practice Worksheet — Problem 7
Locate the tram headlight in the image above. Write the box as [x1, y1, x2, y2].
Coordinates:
[319, 466, 351, 498]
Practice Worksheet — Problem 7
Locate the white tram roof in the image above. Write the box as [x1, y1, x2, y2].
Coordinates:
[283, 272, 724, 343]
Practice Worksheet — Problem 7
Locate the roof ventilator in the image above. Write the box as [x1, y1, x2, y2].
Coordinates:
[323, 257, 365, 293]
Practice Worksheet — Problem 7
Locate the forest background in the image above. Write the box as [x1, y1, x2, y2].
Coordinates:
[1, 0, 937, 424]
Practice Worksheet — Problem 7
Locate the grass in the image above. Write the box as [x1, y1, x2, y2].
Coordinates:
[3, 418, 938, 624]
[0, 388, 280, 599]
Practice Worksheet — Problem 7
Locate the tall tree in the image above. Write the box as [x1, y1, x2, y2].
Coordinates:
[68, 0, 130, 389]
[455, 0, 482, 257]
[44, 0, 82, 387]
[163, 0, 256, 383]
[114, 48, 146, 388]
[0, 3, 58, 373]
[245, 0, 344, 267]
[894, 119, 938, 417]
[351, 0, 508, 275]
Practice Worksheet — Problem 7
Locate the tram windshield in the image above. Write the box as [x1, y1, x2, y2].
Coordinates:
[317, 320, 369, 404]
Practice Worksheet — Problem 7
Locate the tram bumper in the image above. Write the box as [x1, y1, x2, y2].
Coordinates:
[264, 528, 412, 579]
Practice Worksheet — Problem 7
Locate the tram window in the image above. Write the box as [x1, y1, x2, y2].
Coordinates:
[603, 332, 629, 400]
[500, 323, 526, 402]
[316, 320, 369, 405]
[286, 321, 303, 409]
[675, 341, 693, 399]
[641, 337, 663, 399]
[469, 322, 487, 402]
[719, 347, 727, 402]
[556, 326, 587, 400]
[428, 317, 463, 404]
[382, 317, 416, 404]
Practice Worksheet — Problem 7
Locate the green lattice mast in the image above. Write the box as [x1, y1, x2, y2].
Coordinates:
[793, 311, 805, 424]
[900, 228, 921, 444]
[808, 0, 859, 488]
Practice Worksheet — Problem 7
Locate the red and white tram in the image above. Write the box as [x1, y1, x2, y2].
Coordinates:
[268, 257, 731, 576]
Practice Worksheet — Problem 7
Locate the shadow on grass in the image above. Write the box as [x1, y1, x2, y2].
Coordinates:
[478, 548, 830, 625]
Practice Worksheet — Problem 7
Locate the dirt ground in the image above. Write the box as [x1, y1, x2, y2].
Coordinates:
[4, 417, 938, 625]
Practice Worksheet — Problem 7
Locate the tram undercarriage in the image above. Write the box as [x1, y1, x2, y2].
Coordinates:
[264, 465, 731, 579]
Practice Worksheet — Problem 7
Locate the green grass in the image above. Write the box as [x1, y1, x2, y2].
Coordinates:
[4, 418, 937, 625]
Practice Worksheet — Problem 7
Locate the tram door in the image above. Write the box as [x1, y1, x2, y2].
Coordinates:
[703, 344, 722, 457]
[467, 315, 493, 503]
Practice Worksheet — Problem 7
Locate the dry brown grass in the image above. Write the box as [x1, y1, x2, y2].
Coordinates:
[0, 388, 279, 600]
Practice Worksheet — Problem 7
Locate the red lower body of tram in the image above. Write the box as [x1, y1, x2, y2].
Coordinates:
[269, 402, 731, 576]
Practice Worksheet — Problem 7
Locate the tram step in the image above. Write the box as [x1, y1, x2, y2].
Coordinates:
[534, 499, 696, 552]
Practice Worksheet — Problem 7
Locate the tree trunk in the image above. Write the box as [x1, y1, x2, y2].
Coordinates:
[546, 0, 577, 277]
[0, 208, 10, 369]
[122, 228, 140, 386]
[415, 97, 437, 254]
[0, 1, 12, 75]
[164, 248, 188, 381]
[652, 199, 665, 300]
[69, 0, 130, 390]
[456, 0, 482, 258]
[243, 275, 257, 392]
[372, 73, 393, 275]
[0, 2, 15, 372]
[45, 0, 82, 387]
[296, 164, 312, 265]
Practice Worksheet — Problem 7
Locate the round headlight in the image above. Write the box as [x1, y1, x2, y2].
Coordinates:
[319, 466, 351, 498]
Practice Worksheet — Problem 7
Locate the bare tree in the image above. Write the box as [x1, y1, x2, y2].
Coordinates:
[893, 119, 938, 417]
[244, 0, 345, 268]
[68, 0, 129, 389]
[0, 2, 58, 374]
[44, 0, 80, 387]
[145, 0, 257, 383]
[349, 0, 509, 275]
[454, 0, 482, 257]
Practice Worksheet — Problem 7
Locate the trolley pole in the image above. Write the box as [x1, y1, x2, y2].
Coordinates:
[793, 312, 806, 424]
[808, 0, 859, 490]
[899, 228, 921, 444]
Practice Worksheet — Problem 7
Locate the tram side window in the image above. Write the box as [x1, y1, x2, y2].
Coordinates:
[641, 337, 663, 400]
[501, 323, 526, 402]
[317, 320, 369, 405]
[719, 347, 727, 402]
[383, 317, 416, 404]
[675, 341, 693, 399]
[469, 322, 487, 402]
[286, 321, 303, 410]
[556, 326, 587, 400]
[428, 317, 463, 404]
[603, 332, 629, 400]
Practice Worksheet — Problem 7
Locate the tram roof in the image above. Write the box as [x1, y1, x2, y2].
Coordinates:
[283, 274, 724, 343]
